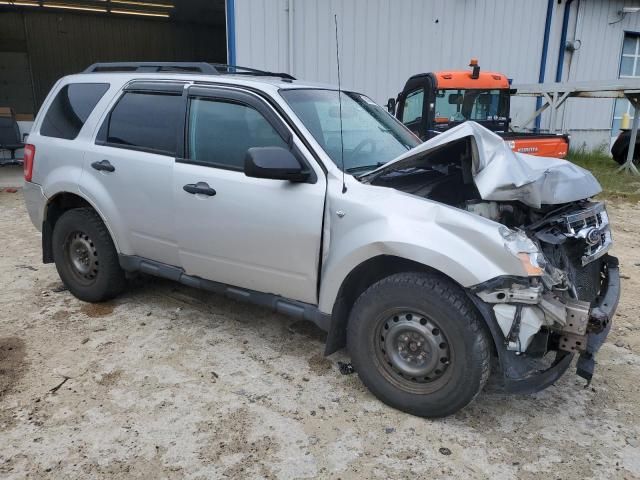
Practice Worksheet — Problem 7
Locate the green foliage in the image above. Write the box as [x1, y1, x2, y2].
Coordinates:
[567, 147, 640, 202]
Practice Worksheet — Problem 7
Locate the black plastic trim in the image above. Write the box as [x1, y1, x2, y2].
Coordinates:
[83, 62, 296, 80]
[503, 352, 574, 394]
[576, 255, 620, 382]
[468, 275, 534, 293]
[94, 141, 175, 158]
[589, 255, 620, 330]
[467, 292, 574, 394]
[175, 158, 241, 172]
[467, 254, 621, 393]
[42, 220, 53, 263]
[84, 62, 219, 74]
[124, 81, 187, 94]
[119, 255, 331, 331]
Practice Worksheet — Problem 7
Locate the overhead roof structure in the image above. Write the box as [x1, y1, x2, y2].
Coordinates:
[0, 0, 225, 25]
[512, 79, 640, 175]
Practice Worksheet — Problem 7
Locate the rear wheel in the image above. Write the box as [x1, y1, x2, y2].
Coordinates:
[347, 272, 491, 418]
[52, 208, 125, 302]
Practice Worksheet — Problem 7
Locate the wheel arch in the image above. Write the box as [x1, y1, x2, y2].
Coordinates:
[323, 254, 496, 356]
[42, 191, 119, 263]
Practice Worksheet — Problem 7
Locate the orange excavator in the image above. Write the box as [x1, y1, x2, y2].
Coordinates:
[388, 59, 569, 158]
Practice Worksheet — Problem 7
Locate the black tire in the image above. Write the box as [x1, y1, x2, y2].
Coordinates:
[347, 272, 491, 418]
[611, 132, 639, 165]
[52, 208, 125, 302]
[612, 147, 640, 166]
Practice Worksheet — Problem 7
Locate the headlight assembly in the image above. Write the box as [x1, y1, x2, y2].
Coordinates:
[499, 226, 546, 276]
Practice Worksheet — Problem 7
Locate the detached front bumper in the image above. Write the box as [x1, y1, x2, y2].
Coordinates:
[575, 256, 620, 383]
[470, 255, 620, 394]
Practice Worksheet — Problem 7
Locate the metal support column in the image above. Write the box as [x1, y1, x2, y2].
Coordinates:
[618, 94, 640, 175]
[549, 92, 558, 133]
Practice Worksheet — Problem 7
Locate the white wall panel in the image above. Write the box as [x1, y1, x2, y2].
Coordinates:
[234, 0, 640, 150]
[236, 0, 548, 99]
[557, 0, 640, 148]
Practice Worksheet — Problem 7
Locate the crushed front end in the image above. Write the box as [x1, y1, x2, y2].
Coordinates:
[470, 200, 620, 391]
[363, 122, 621, 392]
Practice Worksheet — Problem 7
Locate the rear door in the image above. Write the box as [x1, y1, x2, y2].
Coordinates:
[81, 81, 185, 265]
[173, 86, 326, 304]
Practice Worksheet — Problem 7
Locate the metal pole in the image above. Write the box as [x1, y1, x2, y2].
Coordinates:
[288, 0, 295, 75]
[549, 92, 558, 133]
[517, 101, 551, 129]
[23, 12, 38, 116]
[618, 98, 640, 175]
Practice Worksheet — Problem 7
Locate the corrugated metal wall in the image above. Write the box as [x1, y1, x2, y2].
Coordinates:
[234, 0, 640, 149]
[0, 10, 226, 114]
[554, 0, 640, 148]
[235, 0, 549, 129]
[0, 12, 34, 116]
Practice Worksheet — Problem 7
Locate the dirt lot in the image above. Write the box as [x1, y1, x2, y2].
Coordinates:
[1, 187, 639, 480]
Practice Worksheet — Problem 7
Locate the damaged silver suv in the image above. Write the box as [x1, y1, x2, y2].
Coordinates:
[23, 63, 620, 417]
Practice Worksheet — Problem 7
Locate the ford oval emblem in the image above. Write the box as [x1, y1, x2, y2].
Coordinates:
[586, 228, 601, 245]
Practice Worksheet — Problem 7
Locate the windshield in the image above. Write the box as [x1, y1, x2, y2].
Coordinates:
[280, 89, 420, 173]
[434, 89, 508, 125]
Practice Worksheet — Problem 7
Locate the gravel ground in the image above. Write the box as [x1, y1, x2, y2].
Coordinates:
[1, 188, 639, 479]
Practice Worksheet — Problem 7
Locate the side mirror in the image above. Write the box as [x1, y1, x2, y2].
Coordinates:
[386, 97, 396, 115]
[244, 146, 309, 182]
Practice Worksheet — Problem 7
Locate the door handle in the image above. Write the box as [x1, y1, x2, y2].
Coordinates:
[91, 159, 115, 172]
[183, 182, 217, 196]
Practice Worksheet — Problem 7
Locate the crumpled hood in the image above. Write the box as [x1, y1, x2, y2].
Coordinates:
[364, 122, 601, 208]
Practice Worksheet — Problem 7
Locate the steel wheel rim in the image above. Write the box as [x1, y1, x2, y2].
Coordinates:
[64, 231, 99, 285]
[374, 309, 453, 394]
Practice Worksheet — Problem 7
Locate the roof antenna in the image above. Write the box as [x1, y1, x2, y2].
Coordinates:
[334, 14, 347, 194]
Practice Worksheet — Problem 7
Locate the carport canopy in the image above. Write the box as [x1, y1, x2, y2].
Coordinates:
[512, 79, 640, 175]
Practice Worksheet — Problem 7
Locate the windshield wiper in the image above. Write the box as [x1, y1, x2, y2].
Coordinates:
[345, 162, 387, 175]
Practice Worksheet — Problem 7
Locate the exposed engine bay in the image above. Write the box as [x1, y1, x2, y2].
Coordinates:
[362, 123, 616, 383]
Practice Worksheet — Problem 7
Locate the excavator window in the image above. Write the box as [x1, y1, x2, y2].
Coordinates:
[434, 89, 508, 125]
[399, 88, 425, 138]
[403, 89, 424, 125]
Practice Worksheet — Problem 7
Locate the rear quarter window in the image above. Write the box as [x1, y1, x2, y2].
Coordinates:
[40, 83, 110, 140]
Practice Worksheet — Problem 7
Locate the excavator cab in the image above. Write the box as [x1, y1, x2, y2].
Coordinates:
[391, 59, 511, 141]
[390, 60, 569, 159]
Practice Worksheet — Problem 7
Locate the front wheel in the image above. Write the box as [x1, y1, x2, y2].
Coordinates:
[347, 272, 491, 418]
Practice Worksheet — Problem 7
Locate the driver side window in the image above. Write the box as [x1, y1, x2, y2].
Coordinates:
[402, 89, 424, 125]
[187, 98, 288, 170]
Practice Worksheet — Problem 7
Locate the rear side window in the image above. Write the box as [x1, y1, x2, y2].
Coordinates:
[41, 83, 109, 140]
[100, 92, 182, 156]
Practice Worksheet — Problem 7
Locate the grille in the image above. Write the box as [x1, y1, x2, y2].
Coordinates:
[543, 240, 603, 302]
[561, 202, 612, 266]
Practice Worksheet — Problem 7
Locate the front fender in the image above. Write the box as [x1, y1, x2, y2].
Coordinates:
[318, 182, 527, 313]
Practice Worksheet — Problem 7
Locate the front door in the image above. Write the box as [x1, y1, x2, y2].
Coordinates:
[173, 87, 326, 304]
